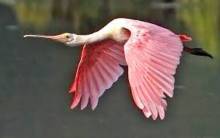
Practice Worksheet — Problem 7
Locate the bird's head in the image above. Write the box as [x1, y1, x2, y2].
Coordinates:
[24, 33, 80, 46]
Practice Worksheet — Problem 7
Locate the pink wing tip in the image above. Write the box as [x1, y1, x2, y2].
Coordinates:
[70, 103, 77, 109]
[143, 111, 152, 118]
[69, 85, 76, 93]
[69, 90, 74, 93]
[70, 100, 79, 109]
[90, 98, 98, 110]
[143, 112, 166, 120]
[70, 95, 81, 109]
[80, 106, 86, 110]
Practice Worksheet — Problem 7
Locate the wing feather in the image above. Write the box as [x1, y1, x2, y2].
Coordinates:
[124, 21, 183, 120]
[69, 39, 125, 109]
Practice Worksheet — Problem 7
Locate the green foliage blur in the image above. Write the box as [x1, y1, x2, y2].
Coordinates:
[178, 0, 220, 56]
[0, 0, 219, 56]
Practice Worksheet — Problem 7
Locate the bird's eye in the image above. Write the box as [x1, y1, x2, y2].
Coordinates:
[66, 35, 70, 39]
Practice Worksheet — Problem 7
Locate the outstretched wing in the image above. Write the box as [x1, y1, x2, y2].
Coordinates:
[69, 39, 126, 110]
[124, 23, 183, 120]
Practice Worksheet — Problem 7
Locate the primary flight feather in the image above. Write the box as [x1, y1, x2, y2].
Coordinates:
[24, 18, 212, 120]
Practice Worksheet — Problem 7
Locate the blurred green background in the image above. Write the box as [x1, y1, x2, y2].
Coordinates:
[0, 0, 219, 138]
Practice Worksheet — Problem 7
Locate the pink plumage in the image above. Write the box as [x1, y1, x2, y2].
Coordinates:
[69, 39, 126, 110]
[69, 18, 184, 120]
[24, 18, 196, 120]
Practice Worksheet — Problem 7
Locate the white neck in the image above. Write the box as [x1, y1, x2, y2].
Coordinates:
[68, 25, 112, 46]
[78, 31, 108, 44]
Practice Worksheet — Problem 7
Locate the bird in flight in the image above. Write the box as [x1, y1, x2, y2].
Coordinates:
[24, 18, 212, 120]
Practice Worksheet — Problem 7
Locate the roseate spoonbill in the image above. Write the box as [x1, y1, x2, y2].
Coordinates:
[24, 18, 212, 120]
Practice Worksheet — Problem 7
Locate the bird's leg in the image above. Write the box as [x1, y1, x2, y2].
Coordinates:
[178, 34, 213, 58]
[183, 47, 213, 59]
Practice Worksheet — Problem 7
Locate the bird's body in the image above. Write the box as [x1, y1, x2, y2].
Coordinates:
[24, 18, 212, 120]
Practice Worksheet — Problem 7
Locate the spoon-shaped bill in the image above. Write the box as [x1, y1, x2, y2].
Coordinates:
[23, 34, 67, 43]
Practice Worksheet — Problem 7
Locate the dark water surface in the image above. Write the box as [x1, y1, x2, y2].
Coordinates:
[0, 1, 220, 138]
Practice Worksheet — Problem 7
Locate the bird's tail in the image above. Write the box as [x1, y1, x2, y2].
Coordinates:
[178, 34, 213, 59]
[183, 47, 213, 59]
